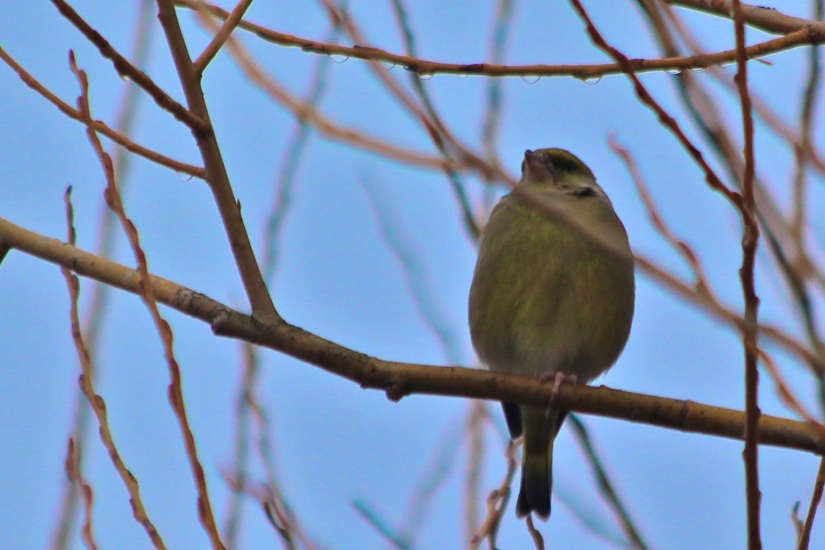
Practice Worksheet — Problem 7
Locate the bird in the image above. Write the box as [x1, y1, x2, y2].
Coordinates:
[468, 148, 635, 520]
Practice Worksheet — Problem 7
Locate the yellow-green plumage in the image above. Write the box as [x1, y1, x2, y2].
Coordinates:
[468, 148, 634, 520]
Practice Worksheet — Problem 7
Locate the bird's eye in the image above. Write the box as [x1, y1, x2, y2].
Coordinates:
[574, 187, 596, 197]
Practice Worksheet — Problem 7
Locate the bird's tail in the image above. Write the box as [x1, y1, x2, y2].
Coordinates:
[516, 406, 560, 520]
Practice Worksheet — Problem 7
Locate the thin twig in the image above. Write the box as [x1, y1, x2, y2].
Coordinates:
[0, 46, 204, 178]
[245, 346, 318, 550]
[63, 439, 98, 550]
[667, 0, 825, 35]
[222, 343, 255, 547]
[59, 186, 168, 550]
[50, 0, 208, 132]
[567, 415, 650, 550]
[464, 401, 486, 544]
[401, 412, 468, 545]
[176, 0, 824, 78]
[569, 0, 741, 207]
[731, 3, 763, 547]
[388, 0, 480, 239]
[261, 0, 345, 282]
[187, 5, 447, 171]
[351, 501, 411, 550]
[480, 0, 513, 175]
[52, 4, 156, 544]
[793, 501, 805, 547]
[469, 441, 517, 550]
[193, 0, 255, 72]
[797, 457, 825, 550]
[525, 515, 545, 550]
[609, 136, 714, 299]
[640, 2, 825, 409]
[68, 50, 225, 550]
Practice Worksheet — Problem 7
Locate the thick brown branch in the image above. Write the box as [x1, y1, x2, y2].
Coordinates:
[1, 216, 824, 457]
[156, 0, 279, 325]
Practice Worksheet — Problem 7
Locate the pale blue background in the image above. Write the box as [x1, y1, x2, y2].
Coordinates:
[1, 1, 824, 548]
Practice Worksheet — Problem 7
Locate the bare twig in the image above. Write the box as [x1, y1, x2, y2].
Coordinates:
[797, 457, 825, 550]
[609, 136, 715, 299]
[0, 46, 204, 178]
[68, 50, 225, 550]
[730, 3, 763, 547]
[59, 186, 167, 550]
[793, 501, 805, 547]
[667, 0, 825, 35]
[388, 0, 480, 239]
[465, 401, 486, 544]
[63, 439, 98, 550]
[260, 1, 345, 282]
[470, 441, 517, 550]
[156, 0, 278, 325]
[401, 413, 468, 545]
[177, 1, 824, 79]
[351, 501, 410, 550]
[52, 4, 156, 544]
[243, 342, 316, 550]
[567, 415, 649, 549]
[222, 343, 255, 548]
[525, 515, 545, 550]
[187, 6, 446, 171]
[193, 0, 255, 72]
[480, 0, 513, 173]
[50, 0, 208, 132]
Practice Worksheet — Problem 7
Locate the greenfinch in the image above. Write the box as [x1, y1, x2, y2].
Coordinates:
[468, 148, 635, 519]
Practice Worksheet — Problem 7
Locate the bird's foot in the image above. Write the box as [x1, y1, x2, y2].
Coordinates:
[539, 371, 578, 405]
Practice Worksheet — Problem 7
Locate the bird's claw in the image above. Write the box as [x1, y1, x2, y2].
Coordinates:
[539, 371, 578, 407]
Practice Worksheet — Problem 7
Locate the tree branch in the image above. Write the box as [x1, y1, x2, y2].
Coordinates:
[1, 215, 823, 457]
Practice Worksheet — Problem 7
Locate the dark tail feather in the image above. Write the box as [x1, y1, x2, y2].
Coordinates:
[515, 406, 559, 520]
[502, 402, 523, 439]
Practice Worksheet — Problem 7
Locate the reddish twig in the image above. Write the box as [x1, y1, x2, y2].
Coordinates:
[609, 137, 715, 301]
[222, 343, 256, 547]
[759, 352, 825, 443]
[59, 187, 168, 549]
[68, 50, 225, 550]
[667, 0, 825, 35]
[193, 0, 254, 72]
[470, 441, 517, 550]
[731, 3, 763, 547]
[524, 515, 545, 550]
[797, 457, 825, 550]
[242, 341, 316, 550]
[178, 0, 822, 78]
[63, 439, 98, 550]
[0, 46, 204, 179]
[50, 0, 208, 132]
[52, 5, 157, 544]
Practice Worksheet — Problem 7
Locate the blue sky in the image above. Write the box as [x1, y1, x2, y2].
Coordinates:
[1, 1, 823, 548]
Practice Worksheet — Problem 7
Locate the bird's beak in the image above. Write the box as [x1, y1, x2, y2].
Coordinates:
[523, 150, 553, 181]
